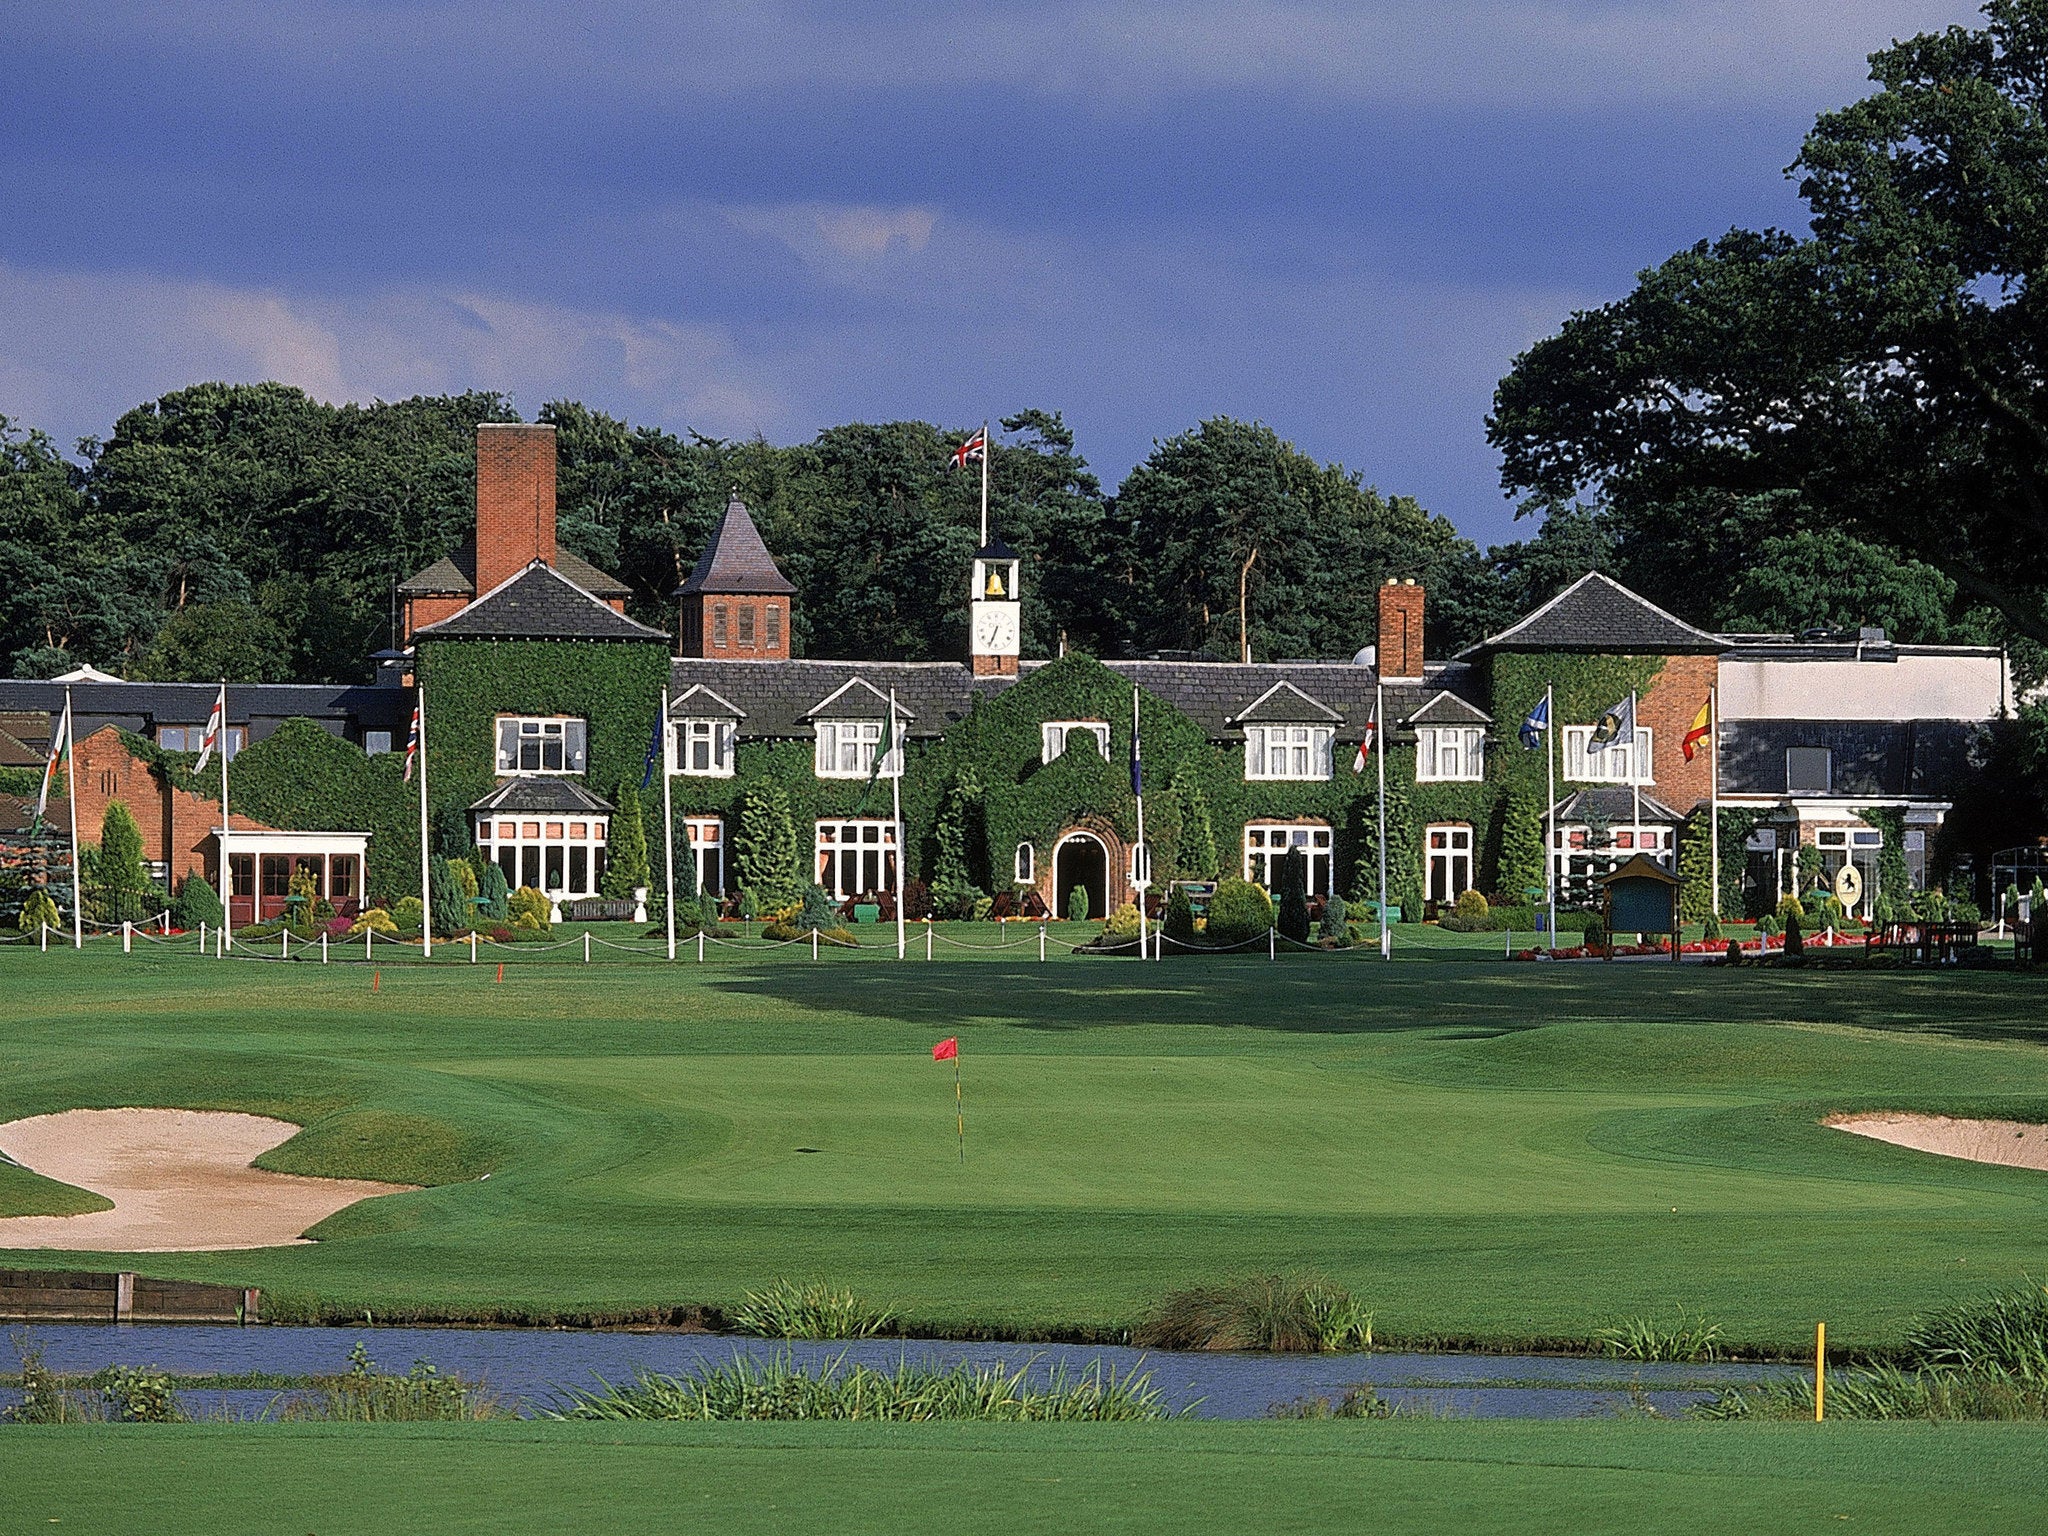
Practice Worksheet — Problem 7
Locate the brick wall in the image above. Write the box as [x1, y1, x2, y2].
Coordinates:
[1377, 580, 1425, 680]
[401, 592, 467, 644]
[678, 595, 790, 660]
[70, 728, 276, 889]
[1637, 653, 1720, 812]
[474, 423, 557, 596]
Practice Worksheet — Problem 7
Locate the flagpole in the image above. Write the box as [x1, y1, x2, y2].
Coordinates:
[1546, 683, 1558, 953]
[1133, 685, 1147, 962]
[662, 687, 678, 962]
[891, 687, 906, 962]
[979, 418, 990, 547]
[65, 685, 81, 950]
[1709, 684, 1721, 920]
[417, 686, 432, 959]
[217, 681, 230, 952]
[1376, 679, 1390, 960]
[1630, 689, 1642, 861]
[955, 1054, 965, 1164]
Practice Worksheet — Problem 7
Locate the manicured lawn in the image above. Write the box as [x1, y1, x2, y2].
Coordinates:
[5, 943, 2048, 1349]
[5, 1420, 2045, 1534]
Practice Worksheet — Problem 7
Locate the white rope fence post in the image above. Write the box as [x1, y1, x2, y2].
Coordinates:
[811, 928, 819, 961]
[1039, 923, 1046, 963]
[926, 920, 933, 962]
[470, 931, 477, 964]
[697, 929, 705, 963]
[198, 921, 206, 954]
[321, 932, 329, 964]
[583, 931, 591, 964]
[1269, 925, 1276, 961]
[365, 925, 373, 961]
[281, 929, 289, 961]
[40, 922, 49, 953]
[123, 920, 132, 954]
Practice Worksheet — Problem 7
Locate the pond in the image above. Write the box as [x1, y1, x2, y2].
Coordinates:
[2, 1324, 1796, 1420]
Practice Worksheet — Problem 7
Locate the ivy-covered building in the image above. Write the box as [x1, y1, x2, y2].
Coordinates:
[0, 423, 2015, 921]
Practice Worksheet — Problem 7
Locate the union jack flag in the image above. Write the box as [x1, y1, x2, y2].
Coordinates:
[402, 702, 422, 783]
[951, 431, 986, 468]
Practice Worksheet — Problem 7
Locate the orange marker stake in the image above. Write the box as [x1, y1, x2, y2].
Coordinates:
[372, 967, 380, 993]
[496, 962, 504, 984]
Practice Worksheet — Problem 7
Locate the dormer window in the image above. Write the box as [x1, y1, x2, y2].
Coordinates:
[1416, 726, 1485, 782]
[1042, 721, 1110, 764]
[1244, 725, 1333, 781]
[816, 720, 901, 779]
[676, 718, 736, 777]
[496, 715, 587, 775]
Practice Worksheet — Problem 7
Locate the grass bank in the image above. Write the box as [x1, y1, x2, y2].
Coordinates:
[5, 946, 2048, 1352]
[4, 1420, 2045, 1534]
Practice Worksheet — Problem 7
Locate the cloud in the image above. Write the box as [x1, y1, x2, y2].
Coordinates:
[725, 204, 941, 279]
[17, 0, 1988, 109]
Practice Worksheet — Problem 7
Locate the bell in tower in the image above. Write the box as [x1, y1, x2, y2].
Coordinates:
[970, 535, 1021, 677]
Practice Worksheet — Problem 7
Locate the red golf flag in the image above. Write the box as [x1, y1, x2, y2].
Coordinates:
[932, 1037, 959, 1061]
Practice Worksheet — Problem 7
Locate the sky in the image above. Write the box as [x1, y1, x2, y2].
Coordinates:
[0, 0, 1990, 548]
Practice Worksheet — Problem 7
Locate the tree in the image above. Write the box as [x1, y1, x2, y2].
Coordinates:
[601, 782, 652, 898]
[95, 800, 151, 909]
[478, 860, 510, 924]
[132, 600, 291, 683]
[1490, 2, 2048, 650]
[1724, 529, 1962, 642]
[171, 872, 224, 931]
[1169, 763, 1219, 880]
[1677, 811, 1717, 924]
[428, 855, 470, 938]
[1274, 848, 1312, 943]
[735, 782, 802, 910]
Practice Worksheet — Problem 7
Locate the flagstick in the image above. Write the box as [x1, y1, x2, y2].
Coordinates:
[891, 687, 906, 962]
[64, 685, 81, 950]
[1546, 683, 1558, 953]
[417, 687, 432, 959]
[1376, 679, 1389, 960]
[661, 688, 677, 962]
[1709, 684, 1721, 921]
[955, 1053, 965, 1164]
[218, 681, 231, 953]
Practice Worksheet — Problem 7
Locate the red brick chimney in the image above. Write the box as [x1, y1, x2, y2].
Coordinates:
[1377, 578, 1425, 681]
[474, 423, 557, 596]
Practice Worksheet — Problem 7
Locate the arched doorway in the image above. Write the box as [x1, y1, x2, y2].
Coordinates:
[1053, 832, 1109, 922]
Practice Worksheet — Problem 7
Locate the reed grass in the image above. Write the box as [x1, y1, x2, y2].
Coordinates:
[547, 1350, 1180, 1422]
[1591, 1312, 1723, 1363]
[1134, 1274, 1374, 1352]
[728, 1280, 895, 1340]
[269, 1342, 508, 1422]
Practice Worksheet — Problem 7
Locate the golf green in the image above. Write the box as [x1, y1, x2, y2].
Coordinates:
[5, 941, 2048, 1349]
[4, 1421, 2042, 1534]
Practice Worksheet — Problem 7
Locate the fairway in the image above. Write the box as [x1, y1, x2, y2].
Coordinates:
[6, 943, 2048, 1350]
[5, 1421, 2046, 1535]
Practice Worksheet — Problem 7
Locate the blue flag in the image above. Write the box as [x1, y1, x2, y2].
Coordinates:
[640, 711, 663, 790]
[1130, 724, 1143, 797]
[1519, 694, 1549, 751]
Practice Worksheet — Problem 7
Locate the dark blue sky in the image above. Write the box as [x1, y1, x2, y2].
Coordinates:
[0, 1, 1983, 546]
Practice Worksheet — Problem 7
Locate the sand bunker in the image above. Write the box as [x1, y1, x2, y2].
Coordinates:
[1826, 1112, 2048, 1173]
[0, 1108, 418, 1252]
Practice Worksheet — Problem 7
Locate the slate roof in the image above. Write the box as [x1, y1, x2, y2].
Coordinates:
[0, 713, 51, 767]
[0, 792, 64, 836]
[397, 538, 632, 600]
[1461, 571, 1725, 657]
[668, 660, 989, 740]
[1549, 786, 1686, 824]
[1228, 681, 1343, 726]
[470, 778, 617, 815]
[664, 656, 1487, 745]
[0, 681, 411, 738]
[670, 683, 746, 719]
[1404, 689, 1492, 727]
[415, 563, 669, 643]
[677, 495, 796, 596]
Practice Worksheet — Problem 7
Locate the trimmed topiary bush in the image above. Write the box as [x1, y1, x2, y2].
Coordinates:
[1205, 877, 1274, 948]
[18, 888, 61, 933]
[508, 886, 551, 930]
[1318, 891, 1348, 942]
[172, 873, 225, 932]
[1275, 849, 1311, 944]
[477, 862, 510, 924]
[798, 883, 840, 933]
[1066, 884, 1091, 923]
[1163, 884, 1197, 950]
[1103, 901, 1142, 941]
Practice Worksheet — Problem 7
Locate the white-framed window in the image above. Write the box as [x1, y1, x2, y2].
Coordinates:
[1563, 725, 1653, 784]
[496, 716, 588, 776]
[815, 720, 901, 779]
[682, 815, 724, 894]
[1416, 726, 1485, 782]
[1041, 721, 1110, 763]
[1427, 823, 1474, 903]
[1243, 822, 1333, 895]
[676, 717, 735, 777]
[1786, 747, 1832, 795]
[1243, 725, 1334, 782]
[159, 724, 246, 760]
[815, 818, 898, 900]
[1014, 842, 1035, 884]
[476, 813, 610, 897]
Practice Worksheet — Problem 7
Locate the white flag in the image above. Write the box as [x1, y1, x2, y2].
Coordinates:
[34, 700, 70, 823]
[193, 685, 228, 774]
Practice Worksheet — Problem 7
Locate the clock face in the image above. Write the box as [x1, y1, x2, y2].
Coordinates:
[972, 601, 1020, 655]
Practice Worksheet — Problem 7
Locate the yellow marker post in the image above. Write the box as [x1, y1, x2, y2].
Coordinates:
[1815, 1321, 1826, 1422]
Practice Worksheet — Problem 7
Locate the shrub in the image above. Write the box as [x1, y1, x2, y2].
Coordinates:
[1317, 892, 1348, 942]
[601, 781, 652, 899]
[738, 887, 762, 927]
[1783, 908, 1804, 957]
[1271, 1387, 1396, 1419]
[1701, 910, 1721, 942]
[18, 889, 61, 933]
[1135, 1274, 1373, 1353]
[1776, 892, 1807, 924]
[928, 875, 980, 921]
[735, 782, 803, 910]
[276, 1342, 506, 1422]
[347, 907, 398, 936]
[1452, 888, 1488, 921]
[1275, 849, 1311, 944]
[428, 855, 470, 938]
[89, 800, 158, 924]
[507, 885, 551, 930]
[1103, 901, 1143, 941]
[1163, 884, 1197, 950]
[1593, 1311, 1723, 1362]
[171, 873, 225, 931]
[1583, 917, 1607, 950]
[971, 895, 995, 922]
[97, 1365, 185, 1423]
[1066, 883, 1091, 923]
[898, 881, 928, 922]
[1757, 914, 1780, 939]
[1205, 877, 1274, 948]
[391, 895, 425, 932]
[797, 883, 840, 932]
[1724, 939, 1742, 965]
[729, 1281, 895, 1340]
[477, 861, 510, 924]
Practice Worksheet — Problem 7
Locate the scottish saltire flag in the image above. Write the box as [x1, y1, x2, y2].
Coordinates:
[1352, 699, 1378, 773]
[191, 684, 227, 774]
[640, 709, 664, 790]
[34, 698, 70, 824]
[401, 701, 422, 783]
[1587, 693, 1636, 753]
[1519, 693, 1550, 751]
[951, 431, 986, 468]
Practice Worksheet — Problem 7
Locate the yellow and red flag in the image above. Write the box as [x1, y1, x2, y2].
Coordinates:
[1682, 697, 1712, 762]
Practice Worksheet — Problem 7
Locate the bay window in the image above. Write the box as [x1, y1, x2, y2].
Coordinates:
[496, 716, 588, 776]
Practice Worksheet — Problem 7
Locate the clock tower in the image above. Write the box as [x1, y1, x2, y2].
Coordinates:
[970, 535, 1021, 677]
